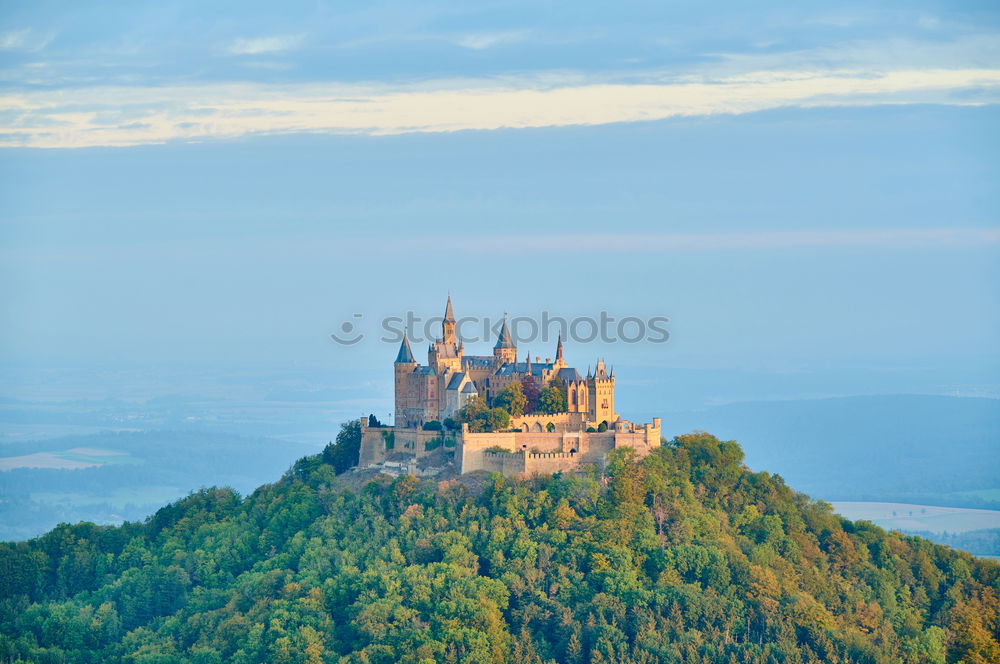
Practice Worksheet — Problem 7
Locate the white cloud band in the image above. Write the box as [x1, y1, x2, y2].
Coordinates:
[2, 67, 999, 148]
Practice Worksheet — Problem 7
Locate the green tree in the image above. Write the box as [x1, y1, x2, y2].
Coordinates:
[456, 395, 488, 423]
[538, 385, 567, 414]
[494, 382, 527, 417]
[321, 420, 361, 473]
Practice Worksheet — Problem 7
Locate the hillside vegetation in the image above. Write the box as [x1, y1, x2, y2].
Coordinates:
[0, 432, 997, 663]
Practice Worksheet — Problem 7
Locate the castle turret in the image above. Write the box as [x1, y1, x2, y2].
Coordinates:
[394, 336, 417, 426]
[588, 359, 615, 425]
[493, 314, 517, 366]
[555, 334, 564, 366]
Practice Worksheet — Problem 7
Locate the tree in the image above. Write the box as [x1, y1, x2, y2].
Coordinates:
[538, 386, 567, 414]
[484, 408, 511, 432]
[520, 375, 540, 413]
[456, 396, 511, 432]
[422, 420, 442, 431]
[321, 420, 361, 474]
[368, 413, 382, 427]
[456, 395, 488, 423]
[494, 382, 527, 417]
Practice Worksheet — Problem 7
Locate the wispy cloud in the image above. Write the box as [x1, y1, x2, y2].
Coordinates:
[384, 229, 1000, 255]
[2, 66, 998, 149]
[226, 34, 304, 55]
[0, 28, 53, 52]
[454, 30, 529, 50]
[5, 229, 995, 266]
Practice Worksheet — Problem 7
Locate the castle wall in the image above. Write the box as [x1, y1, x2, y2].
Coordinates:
[511, 412, 586, 433]
[359, 419, 458, 466]
[477, 450, 527, 475]
[456, 419, 661, 477]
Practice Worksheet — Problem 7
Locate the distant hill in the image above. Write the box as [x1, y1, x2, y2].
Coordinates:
[663, 395, 1000, 507]
[1, 432, 997, 663]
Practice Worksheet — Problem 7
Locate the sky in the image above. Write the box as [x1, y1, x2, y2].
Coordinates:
[1, 0, 999, 421]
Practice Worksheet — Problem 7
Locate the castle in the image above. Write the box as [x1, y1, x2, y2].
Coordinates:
[358, 296, 661, 478]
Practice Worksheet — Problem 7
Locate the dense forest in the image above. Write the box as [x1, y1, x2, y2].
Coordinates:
[0, 430, 997, 663]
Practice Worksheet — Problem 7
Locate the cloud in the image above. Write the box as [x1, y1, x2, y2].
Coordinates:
[0, 28, 53, 52]
[226, 34, 304, 55]
[1, 54, 999, 148]
[386, 229, 1000, 255]
[455, 30, 529, 50]
[4, 229, 995, 266]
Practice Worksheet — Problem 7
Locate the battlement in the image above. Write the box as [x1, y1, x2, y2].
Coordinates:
[527, 451, 574, 460]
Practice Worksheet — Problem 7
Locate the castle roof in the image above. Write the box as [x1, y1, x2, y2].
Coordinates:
[494, 316, 515, 349]
[493, 361, 554, 377]
[434, 342, 459, 358]
[444, 295, 455, 322]
[557, 367, 583, 382]
[446, 372, 467, 390]
[394, 336, 415, 363]
[463, 356, 493, 368]
[461, 382, 477, 394]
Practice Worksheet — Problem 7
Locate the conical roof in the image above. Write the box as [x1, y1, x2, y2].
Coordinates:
[395, 336, 415, 363]
[444, 294, 455, 322]
[494, 316, 515, 349]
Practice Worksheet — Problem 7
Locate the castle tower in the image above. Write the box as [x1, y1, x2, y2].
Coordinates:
[493, 315, 517, 366]
[394, 336, 417, 427]
[588, 359, 615, 425]
[554, 334, 564, 367]
[442, 294, 457, 345]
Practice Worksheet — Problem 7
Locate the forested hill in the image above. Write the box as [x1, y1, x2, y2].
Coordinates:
[1, 433, 998, 664]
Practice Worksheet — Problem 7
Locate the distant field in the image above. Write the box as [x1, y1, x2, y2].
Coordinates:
[0, 447, 139, 471]
[832, 501, 1000, 534]
[0, 452, 101, 471]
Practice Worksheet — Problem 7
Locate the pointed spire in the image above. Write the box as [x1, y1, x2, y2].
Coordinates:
[556, 333, 564, 362]
[444, 293, 455, 322]
[395, 336, 415, 363]
[494, 314, 515, 349]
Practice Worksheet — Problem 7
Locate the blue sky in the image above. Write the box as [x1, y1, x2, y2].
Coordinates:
[1, 1, 999, 412]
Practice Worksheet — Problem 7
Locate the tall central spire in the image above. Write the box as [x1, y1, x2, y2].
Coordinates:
[442, 294, 457, 344]
[444, 294, 455, 322]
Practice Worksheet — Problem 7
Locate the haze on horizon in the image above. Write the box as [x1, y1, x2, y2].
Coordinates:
[1, 0, 998, 417]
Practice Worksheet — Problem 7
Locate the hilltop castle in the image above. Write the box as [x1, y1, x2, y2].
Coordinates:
[358, 296, 661, 477]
